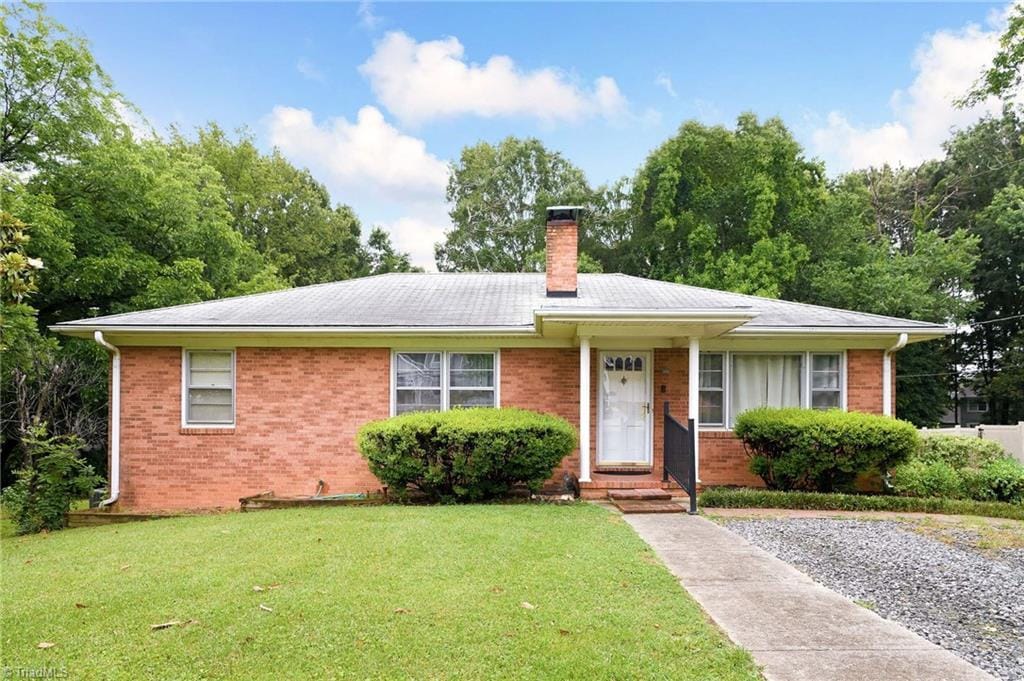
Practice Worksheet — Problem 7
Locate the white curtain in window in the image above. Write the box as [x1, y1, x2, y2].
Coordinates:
[730, 355, 802, 421]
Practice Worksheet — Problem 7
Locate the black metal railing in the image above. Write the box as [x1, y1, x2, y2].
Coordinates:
[662, 401, 697, 514]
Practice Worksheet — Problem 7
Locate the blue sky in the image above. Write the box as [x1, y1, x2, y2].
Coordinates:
[50, 1, 1008, 268]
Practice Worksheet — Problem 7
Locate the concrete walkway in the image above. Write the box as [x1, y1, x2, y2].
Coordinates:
[626, 513, 994, 681]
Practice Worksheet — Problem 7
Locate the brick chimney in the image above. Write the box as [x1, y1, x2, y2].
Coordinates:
[545, 206, 581, 297]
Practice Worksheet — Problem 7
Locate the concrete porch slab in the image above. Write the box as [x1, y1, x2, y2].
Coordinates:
[625, 513, 994, 681]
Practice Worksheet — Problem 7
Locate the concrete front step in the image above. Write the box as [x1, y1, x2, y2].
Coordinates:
[611, 500, 685, 514]
[607, 488, 672, 501]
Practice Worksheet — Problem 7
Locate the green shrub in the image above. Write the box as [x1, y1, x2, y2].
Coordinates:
[733, 408, 919, 492]
[697, 487, 1024, 521]
[0, 424, 103, 534]
[889, 459, 964, 499]
[357, 407, 576, 502]
[962, 458, 1024, 504]
[918, 435, 1007, 469]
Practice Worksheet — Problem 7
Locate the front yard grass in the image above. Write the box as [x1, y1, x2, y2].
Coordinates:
[1, 504, 759, 680]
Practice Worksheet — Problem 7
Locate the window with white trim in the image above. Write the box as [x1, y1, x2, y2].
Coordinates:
[810, 353, 842, 409]
[184, 350, 234, 425]
[698, 353, 725, 426]
[394, 351, 497, 414]
[699, 351, 845, 427]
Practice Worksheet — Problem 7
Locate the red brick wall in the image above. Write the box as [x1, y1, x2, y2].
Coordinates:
[117, 346, 390, 511]
[113, 345, 892, 508]
[847, 349, 886, 414]
[500, 348, 581, 477]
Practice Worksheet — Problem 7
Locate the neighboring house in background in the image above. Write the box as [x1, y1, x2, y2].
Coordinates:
[52, 207, 951, 511]
[940, 387, 989, 427]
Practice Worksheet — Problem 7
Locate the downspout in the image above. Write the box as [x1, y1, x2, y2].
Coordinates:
[882, 333, 908, 417]
[93, 331, 120, 507]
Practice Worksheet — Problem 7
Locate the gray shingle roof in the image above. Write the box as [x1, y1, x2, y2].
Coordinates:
[52, 273, 946, 333]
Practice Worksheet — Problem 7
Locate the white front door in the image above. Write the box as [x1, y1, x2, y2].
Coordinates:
[598, 352, 652, 466]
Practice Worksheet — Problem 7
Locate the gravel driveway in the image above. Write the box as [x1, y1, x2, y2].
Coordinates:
[722, 517, 1024, 681]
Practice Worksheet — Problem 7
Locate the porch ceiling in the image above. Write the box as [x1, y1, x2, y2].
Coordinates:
[534, 310, 757, 341]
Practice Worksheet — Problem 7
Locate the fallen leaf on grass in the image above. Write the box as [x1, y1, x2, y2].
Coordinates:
[74, 603, 88, 609]
[558, 629, 571, 636]
[150, 621, 182, 630]
[119, 564, 131, 571]
[259, 604, 273, 613]
[24, 559, 32, 565]
[252, 585, 264, 592]
[37, 642, 55, 649]
[393, 608, 411, 614]
[489, 586, 504, 594]
[520, 602, 535, 610]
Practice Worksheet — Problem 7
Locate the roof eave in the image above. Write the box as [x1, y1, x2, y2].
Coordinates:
[48, 324, 540, 339]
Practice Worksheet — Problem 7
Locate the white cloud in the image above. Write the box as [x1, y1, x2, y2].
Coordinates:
[377, 213, 449, 269]
[655, 73, 678, 98]
[357, 1, 380, 30]
[267, 105, 451, 269]
[267, 105, 449, 199]
[359, 31, 631, 125]
[296, 58, 325, 83]
[811, 7, 1009, 172]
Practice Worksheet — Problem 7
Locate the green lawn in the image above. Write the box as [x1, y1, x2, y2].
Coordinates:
[1, 504, 759, 680]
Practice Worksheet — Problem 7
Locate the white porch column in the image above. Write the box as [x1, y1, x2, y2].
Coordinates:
[579, 336, 592, 483]
[688, 337, 700, 480]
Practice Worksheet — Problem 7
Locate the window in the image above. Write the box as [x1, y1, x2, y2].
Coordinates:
[184, 350, 234, 426]
[967, 399, 988, 413]
[810, 354, 842, 409]
[698, 353, 725, 426]
[448, 353, 496, 408]
[394, 351, 497, 414]
[730, 354, 804, 422]
[696, 351, 846, 427]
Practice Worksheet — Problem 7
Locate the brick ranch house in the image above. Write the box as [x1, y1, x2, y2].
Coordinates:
[52, 207, 950, 511]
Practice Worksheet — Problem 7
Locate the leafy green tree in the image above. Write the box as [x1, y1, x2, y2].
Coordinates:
[970, 185, 1024, 422]
[0, 209, 44, 303]
[25, 136, 284, 326]
[437, 137, 591, 272]
[176, 126, 367, 286]
[1, 2, 125, 170]
[365, 227, 420, 274]
[963, 3, 1024, 104]
[629, 114, 825, 296]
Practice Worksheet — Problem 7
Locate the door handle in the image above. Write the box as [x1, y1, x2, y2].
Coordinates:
[644, 402, 651, 415]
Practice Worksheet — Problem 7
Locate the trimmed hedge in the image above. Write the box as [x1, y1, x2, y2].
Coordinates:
[357, 407, 576, 502]
[733, 408, 918, 492]
[698, 487, 1024, 521]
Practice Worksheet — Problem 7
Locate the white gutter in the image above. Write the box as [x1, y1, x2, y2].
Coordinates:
[729, 325, 951, 337]
[882, 332, 908, 417]
[93, 331, 121, 507]
[51, 324, 538, 337]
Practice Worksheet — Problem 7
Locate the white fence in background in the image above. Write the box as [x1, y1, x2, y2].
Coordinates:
[919, 423, 1024, 464]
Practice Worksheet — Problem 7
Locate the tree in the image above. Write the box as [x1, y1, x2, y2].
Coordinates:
[0, 209, 44, 303]
[437, 137, 591, 272]
[963, 3, 1024, 104]
[1, 2, 125, 170]
[24, 136, 285, 327]
[365, 227, 420, 275]
[628, 114, 825, 296]
[176, 126, 368, 286]
[969, 185, 1024, 423]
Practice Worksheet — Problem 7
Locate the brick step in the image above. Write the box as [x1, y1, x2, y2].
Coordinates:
[607, 488, 672, 501]
[611, 500, 685, 514]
